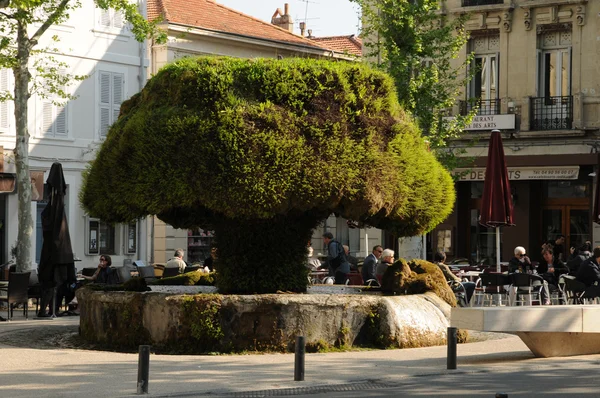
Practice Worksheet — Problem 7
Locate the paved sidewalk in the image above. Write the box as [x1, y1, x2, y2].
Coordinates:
[0, 316, 597, 397]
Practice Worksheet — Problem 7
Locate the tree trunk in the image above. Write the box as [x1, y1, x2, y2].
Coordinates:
[214, 212, 323, 294]
[13, 21, 33, 272]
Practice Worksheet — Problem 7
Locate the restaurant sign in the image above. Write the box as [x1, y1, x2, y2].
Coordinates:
[454, 166, 579, 181]
[443, 114, 516, 131]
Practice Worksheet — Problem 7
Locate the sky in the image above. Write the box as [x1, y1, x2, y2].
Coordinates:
[215, 0, 362, 37]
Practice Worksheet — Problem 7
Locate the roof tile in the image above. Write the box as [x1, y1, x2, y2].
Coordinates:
[147, 0, 325, 49]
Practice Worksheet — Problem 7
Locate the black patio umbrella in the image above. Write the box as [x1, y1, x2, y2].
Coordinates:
[479, 130, 515, 272]
[38, 162, 75, 317]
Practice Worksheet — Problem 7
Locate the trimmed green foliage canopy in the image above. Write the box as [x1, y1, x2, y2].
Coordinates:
[81, 57, 455, 293]
[81, 56, 454, 236]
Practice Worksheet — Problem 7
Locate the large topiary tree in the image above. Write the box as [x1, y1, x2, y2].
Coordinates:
[80, 57, 455, 294]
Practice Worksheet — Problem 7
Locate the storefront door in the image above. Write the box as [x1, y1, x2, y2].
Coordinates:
[542, 205, 590, 252]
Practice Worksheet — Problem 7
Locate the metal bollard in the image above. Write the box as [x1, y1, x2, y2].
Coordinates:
[447, 327, 457, 370]
[294, 336, 305, 381]
[137, 345, 151, 394]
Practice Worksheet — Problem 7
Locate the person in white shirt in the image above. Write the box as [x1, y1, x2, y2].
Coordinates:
[166, 248, 187, 274]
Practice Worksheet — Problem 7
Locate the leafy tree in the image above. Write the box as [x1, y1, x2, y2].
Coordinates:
[353, 0, 473, 154]
[80, 57, 455, 294]
[0, 0, 164, 271]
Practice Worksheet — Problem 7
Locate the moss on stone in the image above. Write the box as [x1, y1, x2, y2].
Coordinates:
[150, 270, 216, 286]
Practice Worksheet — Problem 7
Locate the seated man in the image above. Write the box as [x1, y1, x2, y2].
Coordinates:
[576, 246, 600, 299]
[166, 248, 187, 274]
[361, 245, 383, 286]
[508, 246, 532, 274]
[538, 247, 568, 287]
[434, 251, 475, 306]
[343, 245, 359, 271]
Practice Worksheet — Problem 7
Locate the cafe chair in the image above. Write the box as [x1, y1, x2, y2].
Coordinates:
[562, 275, 587, 305]
[0, 271, 31, 320]
[137, 266, 157, 283]
[27, 272, 42, 314]
[162, 267, 181, 279]
[449, 281, 469, 307]
[115, 266, 133, 284]
[81, 267, 97, 277]
[475, 272, 510, 306]
[183, 266, 201, 273]
[510, 273, 544, 306]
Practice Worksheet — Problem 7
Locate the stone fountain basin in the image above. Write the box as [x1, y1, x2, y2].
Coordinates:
[77, 288, 451, 353]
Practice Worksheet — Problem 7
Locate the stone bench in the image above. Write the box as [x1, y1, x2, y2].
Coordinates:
[451, 305, 600, 357]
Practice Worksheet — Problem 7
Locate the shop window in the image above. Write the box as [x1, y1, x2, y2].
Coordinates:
[544, 181, 588, 198]
[87, 218, 116, 255]
[187, 228, 214, 263]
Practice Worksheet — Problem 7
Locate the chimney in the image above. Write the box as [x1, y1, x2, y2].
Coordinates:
[299, 22, 306, 37]
[271, 3, 294, 33]
[307, 29, 313, 39]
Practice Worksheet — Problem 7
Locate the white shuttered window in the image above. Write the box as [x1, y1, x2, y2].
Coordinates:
[42, 69, 68, 137]
[0, 68, 11, 131]
[99, 9, 124, 30]
[99, 71, 124, 138]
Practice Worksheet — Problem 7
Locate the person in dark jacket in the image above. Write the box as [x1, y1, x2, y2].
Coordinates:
[81, 255, 118, 284]
[361, 245, 383, 285]
[576, 247, 600, 298]
[567, 243, 591, 276]
[508, 246, 532, 274]
[322, 232, 350, 285]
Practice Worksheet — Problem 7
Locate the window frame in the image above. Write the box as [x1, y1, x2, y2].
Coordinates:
[86, 217, 118, 255]
[40, 68, 69, 138]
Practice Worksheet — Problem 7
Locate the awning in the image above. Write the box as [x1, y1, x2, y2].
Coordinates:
[0, 173, 15, 193]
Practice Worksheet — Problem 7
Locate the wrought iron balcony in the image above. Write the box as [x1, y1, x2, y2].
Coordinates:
[459, 98, 500, 116]
[462, 0, 504, 6]
[529, 96, 573, 131]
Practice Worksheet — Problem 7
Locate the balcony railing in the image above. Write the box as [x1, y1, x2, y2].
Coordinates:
[530, 96, 573, 131]
[462, 0, 504, 6]
[459, 98, 500, 116]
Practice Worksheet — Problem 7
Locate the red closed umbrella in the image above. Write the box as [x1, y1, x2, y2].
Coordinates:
[480, 130, 514, 272]
[593, 154, 600, 225]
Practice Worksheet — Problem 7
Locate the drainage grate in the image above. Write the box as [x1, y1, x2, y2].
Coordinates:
[160, 381, 394, 397]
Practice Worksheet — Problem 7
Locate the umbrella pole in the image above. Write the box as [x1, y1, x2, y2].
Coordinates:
[496, 227, 501, 273]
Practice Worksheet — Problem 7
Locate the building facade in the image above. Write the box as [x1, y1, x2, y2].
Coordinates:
[0, 2, 152, 270]
[431, 0, 600, 265]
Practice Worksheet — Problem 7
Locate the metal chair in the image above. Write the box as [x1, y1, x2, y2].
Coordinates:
[162, 267, 180, 278]
[137, 266, 157, 283]
[510, 273, 544, 306]
[81, 267, 97, 277]
[115, 266, 133, 284]
[27, 272, 42, 314]
[475, 272, 510, 306]
[562, 275, 587, 304]
[0, 271, 31, 320]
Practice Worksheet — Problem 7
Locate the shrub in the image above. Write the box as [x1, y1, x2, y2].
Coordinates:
[150, 271, 216, 286]
[80, 57, 455, 294]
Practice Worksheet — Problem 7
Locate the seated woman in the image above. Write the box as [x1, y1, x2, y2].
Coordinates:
[81, 255, 118, 284]
[508, 246, 532, 274]
[537, 247, 569, 286]
[434, 251, 475, 305]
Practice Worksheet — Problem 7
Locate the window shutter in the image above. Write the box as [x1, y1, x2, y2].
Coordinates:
[99, 71, 111, 137]
[113, 10, 124, 29]
[42, 101, 53, 134]
[0, 69, 9, 130]
[112, 73, 123, 124]
[55, 105, 67, 136]
[100, 9, 111, 28]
